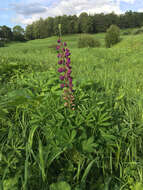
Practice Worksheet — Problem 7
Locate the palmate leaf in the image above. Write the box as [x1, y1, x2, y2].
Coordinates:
[50, 181, 71, 190]
[0, 89, 43, 115]
[2, 172, 20, 190]
[0, 89, 33, 108]
[82, 136, 97, 153]
[99, 129, 116, 142]
[133, 182, 143, 190]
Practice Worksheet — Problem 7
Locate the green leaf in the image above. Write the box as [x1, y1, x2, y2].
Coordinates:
[81, 159, 95, 184]
[82, 136, 97, 153]
[28, 125, 39, 149]
[39, 139, 46, 182]
[50, 181, 71, 190]
[99, 129, 116, 142]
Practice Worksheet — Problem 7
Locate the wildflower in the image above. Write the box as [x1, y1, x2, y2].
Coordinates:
[66, 63, 71, 69]
[58, 67, 66, 73]
[67, 69, 72, 74]
[65, 48, 69, 52]
[64, 42, 67, 46]
[65, 52, 71, 57]
[60, 84, 64, 88]
[58, 60, 63, 64]
[68, 77, 72, 83]
[60, 75, 65, 80]
[57, 53, 62, 58]
[57, 38, 75, 109]
[66, 58, 71, 64]
[56, 45, 60, 50]
[69, 82, 73, 88]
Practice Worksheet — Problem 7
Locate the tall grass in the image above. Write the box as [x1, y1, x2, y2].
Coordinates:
[0, 32, 143, 189]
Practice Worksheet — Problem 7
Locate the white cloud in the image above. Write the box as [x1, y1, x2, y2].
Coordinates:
[119, 0, 135, 3]
[138, 8, 143, 12]
[11, 0, 124, 25]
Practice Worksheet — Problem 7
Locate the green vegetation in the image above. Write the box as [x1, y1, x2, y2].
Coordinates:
[78, 34, 100, 48]
[0, 41, 5, 47]
[1, 10, 143, 42]
[105, 25, 120, 48]
[25, 11, 143, 40]
[1, 32, 143, 189]
[132, 27, 143, 35]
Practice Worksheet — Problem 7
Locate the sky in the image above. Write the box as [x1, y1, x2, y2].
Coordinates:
[0, 0, 143, 28]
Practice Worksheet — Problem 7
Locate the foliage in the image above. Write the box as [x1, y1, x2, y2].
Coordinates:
[105, 24, 120, 48]
[0, 25, 13, 41]
[0, 33, 143, 189]
[132, 27, 143, 35]
[2, 10, 143, 41]
[78, 12, 93, 33]
[13, 25, 25, 41]
[50, 181, 71, 190]
[22, 10, 143, 40]
[122, 29, 132, 35]
[78, 34, 100, 48]
[0, 41, 5, 47]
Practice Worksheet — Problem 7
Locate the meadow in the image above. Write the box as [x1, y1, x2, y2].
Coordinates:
[1, 32, 143, 189]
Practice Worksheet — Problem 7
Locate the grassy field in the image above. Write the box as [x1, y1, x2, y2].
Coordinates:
[1, 32, 143, 189]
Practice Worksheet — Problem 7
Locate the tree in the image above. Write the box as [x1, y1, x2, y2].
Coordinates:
[25, 24, 35, 40]
[105, 24, 120, 48]
[93, 13, 107, 33]
[53, 16, 62, 36]
[13, 25, 25, 41]
[0, 25, 13, 41]
[45, 17, 54, 37]
[78, 12, 93, 33]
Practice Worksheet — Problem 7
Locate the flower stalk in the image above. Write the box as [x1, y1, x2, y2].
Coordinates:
[57, 25, 75, 109]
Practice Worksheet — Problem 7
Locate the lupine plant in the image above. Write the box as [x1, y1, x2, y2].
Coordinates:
[57, 26, 75, 110]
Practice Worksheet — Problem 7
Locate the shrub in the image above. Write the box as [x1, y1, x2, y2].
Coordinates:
[48, 44, 57, 49]
[0, 41, 5, 47]
[122, 30, 131, 35]
[105, 25, 120, 48]
[132, 27, 143, 35]
[78, 34, 100, 48]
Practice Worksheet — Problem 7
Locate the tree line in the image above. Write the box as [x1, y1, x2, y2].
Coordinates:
[1, 10, 143, 42]
[25, 11, 143, 40]
[0, 25, 25, 42]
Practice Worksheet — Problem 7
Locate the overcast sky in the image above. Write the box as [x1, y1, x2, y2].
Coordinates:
[0, 0, 142, 28]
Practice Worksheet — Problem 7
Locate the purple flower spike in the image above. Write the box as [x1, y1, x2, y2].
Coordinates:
[65, 52, 71, 57]
[58, 60, 63, 64]
[57, 53, 62, 58]
[56, 45, 60, 50]
[60, 84, 64, 88]
[66, 58, 71, 64]
[58, 67, 64, 73]
[60, 75, 65, 80]
[57, 38, 75, 109]
[67, 69, 72, 74]
[68, 77, 72, 83]
[65, 48, 69, 52]
[66, 63, 71, 68]
[69, 83, 73, 88]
